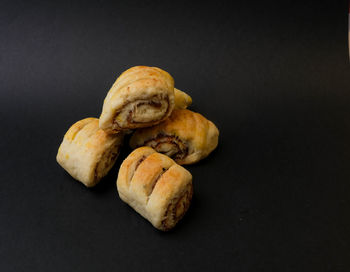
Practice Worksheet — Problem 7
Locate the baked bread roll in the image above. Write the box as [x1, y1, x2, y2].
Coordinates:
[130, 109, 219, 165]
[57, 118, 124, 187]
[117, 147, 193, 231]
[99, 66, 175, 132]
[174, 88, 192, 109]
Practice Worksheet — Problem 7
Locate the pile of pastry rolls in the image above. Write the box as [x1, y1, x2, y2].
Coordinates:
[57, 66, 219, 231]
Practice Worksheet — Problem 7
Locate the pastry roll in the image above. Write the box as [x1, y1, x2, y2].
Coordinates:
[130, 109, 219, 165]
[99, 66, 175, 132]
[174, 88, 192, 109]
[117, 147, 193, 231]
[57, 118, 124, 187]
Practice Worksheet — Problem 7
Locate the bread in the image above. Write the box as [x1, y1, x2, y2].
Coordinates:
[56, 118, 124, 187]
[129, 109, 219, 165]
[174, 88, 192, 109]
[99, 66, 175, 132]
[117, 147, 193, 231]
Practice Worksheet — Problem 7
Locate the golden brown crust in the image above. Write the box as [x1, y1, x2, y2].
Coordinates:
[99, 66, 175, 132]
[117, 147, 193, 231]
[174, 88, 192, 109]
[129, 109, 219, 165]
[56, 118, 124, 187]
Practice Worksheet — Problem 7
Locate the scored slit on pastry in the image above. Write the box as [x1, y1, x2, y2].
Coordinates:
[129, 152, 174, 200]
[146, 167, 167, 198]
[134, 156, 146, 172]
[127, 155, 149, 187]
[119, 147, 156, 188]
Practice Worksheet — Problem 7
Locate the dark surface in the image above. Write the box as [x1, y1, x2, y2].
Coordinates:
[1, 1, 349, 271]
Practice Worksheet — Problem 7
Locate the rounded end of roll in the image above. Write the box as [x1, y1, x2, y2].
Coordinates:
[157, 182, 193, 231]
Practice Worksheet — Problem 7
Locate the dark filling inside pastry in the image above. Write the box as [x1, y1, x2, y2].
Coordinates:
[94, 148, 120, 182]
[112, 95, 170, 130]
[161, 184, 193, 231]
[144, 134, 188, 161]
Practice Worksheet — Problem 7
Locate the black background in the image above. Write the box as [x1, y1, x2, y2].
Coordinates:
[1, 1, 349, 271]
